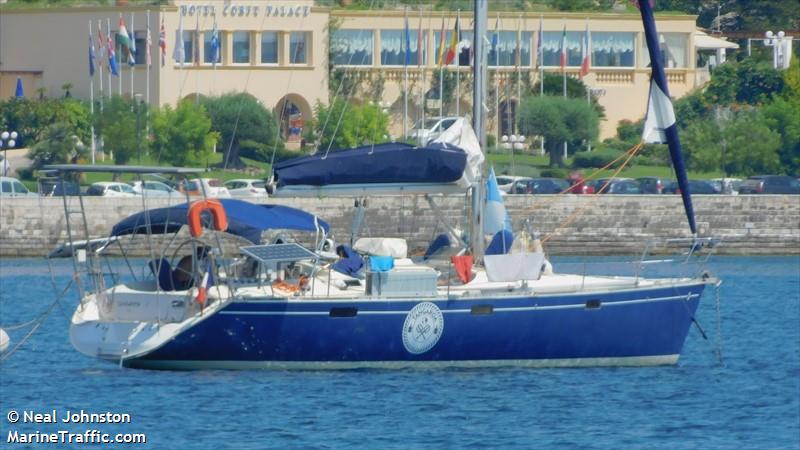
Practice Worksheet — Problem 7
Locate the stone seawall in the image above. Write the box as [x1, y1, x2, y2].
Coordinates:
[0, 195, 798, 256]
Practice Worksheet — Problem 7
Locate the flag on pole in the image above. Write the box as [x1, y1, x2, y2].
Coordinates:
[444, 16, 459, 65]
[96, 22, 105, 69]
[437, 17, 446, 66]
[173, 15, 185, 66]
[159, 17, 166, 67]
[210, 20, 220, 66]
[579, 24, 590, 78]
[404, 11, 411, 67]
[127, 16, 137, 66]
[116, 17, 131, 48]
[146, 20, 152, 67]
[193, 15, 200, 66]
[535, 16, 543, 69]
[89, 32, 96, 77]
[107, 26, 119, 76]
[559, 25, 567, 70]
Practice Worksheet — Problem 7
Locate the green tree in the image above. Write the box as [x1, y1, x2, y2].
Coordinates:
[96, 95, 141, 165]
[703, 59, 784, 106]
[151, 102, 218, 167]
[0, 97, 91, 148]
[532, 73, 605, 118]
[312, 98, 390, 151]
[517, 95, 599, 167]
[761, 97, 800, 176]
[200, 93, 281, 169]
[28, 122, 88, 169]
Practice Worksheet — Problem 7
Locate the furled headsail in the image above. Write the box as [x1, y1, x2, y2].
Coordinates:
[638, 0, 697, 235]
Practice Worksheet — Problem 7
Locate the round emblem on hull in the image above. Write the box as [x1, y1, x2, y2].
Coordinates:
[402, 302, 444, 355]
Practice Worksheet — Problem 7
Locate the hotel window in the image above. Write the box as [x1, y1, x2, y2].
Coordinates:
[204, 31, 223, 64]
[591, 32, 635, 68]
[183, 31, 195, 64]
[261, 31, 279, 64]
[289, 32, 307, 64]
[488, 31, 532, 66]
[541, 31, 583, 67]
[331, 29, 373, 66]
[380, 30, 427, 66]
[134, 31, 146, 65]
[232, 31, 250, 64]
[641, 33, 688, 68]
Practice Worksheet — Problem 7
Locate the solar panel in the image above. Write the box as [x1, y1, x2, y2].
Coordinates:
[240, 243, 317, 264]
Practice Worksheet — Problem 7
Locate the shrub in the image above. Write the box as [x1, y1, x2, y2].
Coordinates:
[572, 150, 622, 168]
[540, 168, 568, 178]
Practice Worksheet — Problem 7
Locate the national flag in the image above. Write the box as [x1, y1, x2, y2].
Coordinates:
[404, 12, 411, 66]
[146, 22, 152, 67]
[210, 20, 220, 66]
[107, 27, 119, 76]
[173, 15, 185, 66]
[444, 16, 459, 65]
[535, 16, 543, 69]
[159, 17, 166, 67]
[127, 15, 137, 62]
[194, 261, 212, 308]
[96, 21, 105, 69]
[437, 17, 446, 66]
[193, 15, 200, 66]
[559, 25, 567, 69]
[89, 32, 96, 77]
[116, 17, 131, 48]
[579, 24, 590, 78]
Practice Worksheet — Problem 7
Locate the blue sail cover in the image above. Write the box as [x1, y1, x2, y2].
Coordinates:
[110, 199, 329, 244]
[273, 143, 468, 188]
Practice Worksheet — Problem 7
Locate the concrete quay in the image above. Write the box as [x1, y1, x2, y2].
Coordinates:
[0, 195, 798, 257]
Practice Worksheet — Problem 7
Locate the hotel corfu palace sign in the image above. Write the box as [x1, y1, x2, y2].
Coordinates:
[180, 4, 311, 18]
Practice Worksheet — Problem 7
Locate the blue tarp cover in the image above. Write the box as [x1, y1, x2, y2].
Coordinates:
[273, 143, 468, 188]
[111, 199, 329, 244]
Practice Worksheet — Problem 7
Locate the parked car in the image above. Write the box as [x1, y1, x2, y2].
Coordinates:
[637, 176, 671, 194]
[511, 178, 571, 195]
[737, 175, 800, 194]
[662, 180, 720, 195]
[495, 176, 530, 193]
[566, 173, 595, 194]
[130, 180, 180, 197]
[38, 178, 81, 197]
[710, 178, 743, 195]
[179, 178, 232, 198]
[87, 182, 139, 197]
[224, 179, 268, 198]
[0, 176, 36, 197]
[407, 117, 458, 144]
[592, 178, 634, 194]
[597, 179, 642, 194]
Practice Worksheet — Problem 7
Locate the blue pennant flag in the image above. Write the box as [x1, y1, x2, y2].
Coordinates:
[89, 32, 96, 77]
[210, 21, 220, 65]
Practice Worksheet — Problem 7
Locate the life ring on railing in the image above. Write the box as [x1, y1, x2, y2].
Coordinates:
[187, 200, 229, 237]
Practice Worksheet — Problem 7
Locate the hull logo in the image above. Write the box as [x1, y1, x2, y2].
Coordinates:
[402, 302, 444, 354]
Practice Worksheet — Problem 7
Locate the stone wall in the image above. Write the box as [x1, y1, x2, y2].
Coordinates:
[0, 195, 798, 257]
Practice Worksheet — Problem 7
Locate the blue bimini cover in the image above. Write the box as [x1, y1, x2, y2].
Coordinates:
[273, 142, 468, 188]
[111, 199, 329, 244]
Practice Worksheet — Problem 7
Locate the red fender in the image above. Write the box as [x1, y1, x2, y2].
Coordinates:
[187, 200, 228, 237]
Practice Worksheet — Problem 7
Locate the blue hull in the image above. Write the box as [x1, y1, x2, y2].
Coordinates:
[128, 283, 705, 370]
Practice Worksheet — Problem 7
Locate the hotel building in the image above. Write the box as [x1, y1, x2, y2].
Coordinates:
[0, 1, 736, 143]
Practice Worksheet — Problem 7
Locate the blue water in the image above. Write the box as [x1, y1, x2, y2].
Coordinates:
[1, 256, 798, 449]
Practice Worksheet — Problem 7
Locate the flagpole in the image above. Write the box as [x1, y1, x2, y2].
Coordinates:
[195, 14, 200, 105]
[439, 13, 445, 120]
[97, 20, 104, 112]
[495, 12, 500, 144]
[403, 7, 408, 140]
[118, 14, 122, 96]
[455, 9, 460, 119]
[131, 12, 135, 99]
[89, 21, 96, 165]
[584, 19, 591, 152]
[562, 23, 567, 161]
[516, 13, 521, 134]
[107, 18, 112, 99]
[146, 10, 151, 141]
[538, 15, 544, 156]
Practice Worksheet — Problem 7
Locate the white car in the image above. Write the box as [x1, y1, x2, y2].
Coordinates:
[87, 182, 139, 197]
[179, 178, 232, 198]
[0, 176, 36, 197]
[224, 179, 268, 198]
[495, 176, 530, 193]
[407, 117, 459, 144]
[710, 178, 742, 195]
[130, 180, 180, 197]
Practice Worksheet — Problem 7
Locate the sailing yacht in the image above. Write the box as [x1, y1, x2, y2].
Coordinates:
[51, 0, 719, 370]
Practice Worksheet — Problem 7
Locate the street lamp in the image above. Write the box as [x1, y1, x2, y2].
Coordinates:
[764, 30, 787, 70]
[1, 130, 18, 176]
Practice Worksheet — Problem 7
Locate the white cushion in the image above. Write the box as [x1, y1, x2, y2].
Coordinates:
[354, 237, 408, 258]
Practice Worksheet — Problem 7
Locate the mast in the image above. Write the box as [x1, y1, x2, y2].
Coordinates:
[638, 1, 697, 235]
[470, 0, 487, 261]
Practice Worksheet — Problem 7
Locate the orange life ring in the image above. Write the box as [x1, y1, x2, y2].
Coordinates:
[187, 200, 229, 237]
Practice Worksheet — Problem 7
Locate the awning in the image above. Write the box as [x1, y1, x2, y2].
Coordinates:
[694, 30, 739, 50]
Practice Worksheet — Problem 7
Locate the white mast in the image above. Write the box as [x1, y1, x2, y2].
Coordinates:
[89, 21, 96, 165]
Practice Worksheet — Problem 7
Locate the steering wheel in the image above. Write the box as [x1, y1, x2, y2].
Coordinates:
[170, 239, 198, 286]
